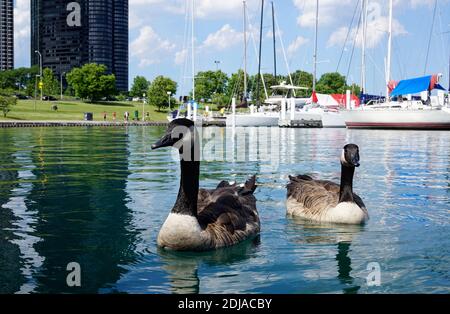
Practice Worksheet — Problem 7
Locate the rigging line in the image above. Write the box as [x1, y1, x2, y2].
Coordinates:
[226, 58, 245, 111]
[246, 7, 269, 99]
[392, 39, 404, 79]
[179, 1, 190, 98]
[437, 5, 449, 71]
[336, 0, 360, 73]
[366, 52, 386, 81]
[273, 6, 296, 95]
[345, 9, 362, 89]
[424, 0, 438, 75]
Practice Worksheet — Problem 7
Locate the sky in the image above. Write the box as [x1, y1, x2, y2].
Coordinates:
[13, 0, 450, 96]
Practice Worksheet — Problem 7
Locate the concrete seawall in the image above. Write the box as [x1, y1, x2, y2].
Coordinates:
[0, 119, 227, 128]
[0, 121, 169, 128]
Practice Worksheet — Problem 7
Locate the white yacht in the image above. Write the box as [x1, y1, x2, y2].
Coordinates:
[343, 96, 450, 130]
[344, 1, 450, 130]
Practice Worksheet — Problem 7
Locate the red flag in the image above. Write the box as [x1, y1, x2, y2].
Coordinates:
[312, 91, 318, 103]
[387, 80, 398, 94]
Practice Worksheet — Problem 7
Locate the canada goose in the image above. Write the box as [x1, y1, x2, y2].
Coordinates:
[287, 144, 369, 224]
[151, 118, 260, 251]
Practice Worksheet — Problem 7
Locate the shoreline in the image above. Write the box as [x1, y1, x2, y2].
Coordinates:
[0, 120, 169, 128]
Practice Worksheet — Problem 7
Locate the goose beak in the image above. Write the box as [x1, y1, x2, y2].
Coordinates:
[152, 134, 172, 150]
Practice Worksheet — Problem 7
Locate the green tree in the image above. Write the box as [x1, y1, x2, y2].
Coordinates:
[227, 69, 247, 102]
[290, 70, 313, 97]
[0, 95, 16, 117]
[42, 68, 60, 97]
[0, 66, 39, 96]
[66, 63, 116, 102]
[346, 83, 361, 96]
[130, 76, 150, 98]
[211, 93, 230, 108]
[316, 72, 347, 94]
[147, 76, 177, 111]
[250, 73, 282, 104]
[194, 70, 228, 102]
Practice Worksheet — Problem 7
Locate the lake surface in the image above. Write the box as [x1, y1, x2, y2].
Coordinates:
[0, 126, 449, 294]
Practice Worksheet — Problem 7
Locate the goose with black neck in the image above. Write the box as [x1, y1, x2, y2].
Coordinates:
[152, 118, 260, 251]
[286, 144, 369, 224]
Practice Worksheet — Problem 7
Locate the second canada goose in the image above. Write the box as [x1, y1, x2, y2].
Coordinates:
[151, 119, 260, 251]
[287, 144, 369, 225]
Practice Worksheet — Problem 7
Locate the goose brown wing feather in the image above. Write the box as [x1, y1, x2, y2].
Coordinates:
[287, 177, 340, 217]
[198, 188, 258, 227]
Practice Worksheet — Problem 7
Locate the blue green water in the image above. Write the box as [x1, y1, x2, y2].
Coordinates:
[0, 126, 449, 294]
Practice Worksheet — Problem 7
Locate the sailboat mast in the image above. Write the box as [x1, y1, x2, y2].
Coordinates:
[243, 1, 248, 101]
[312, 0, 319, 93]
[272, 2, 277, 78]
[256, 0, 264, 106]
[192, 0, 195, 101]
[361, 0, 367, 95]
[386, 0, 393, 103]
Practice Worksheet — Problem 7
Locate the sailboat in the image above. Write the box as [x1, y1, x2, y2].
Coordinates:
[271, 0, 346, 128]
[225, 0, 280, 127]
[168, 0, 200, 123]
[343, 0, 450, 129]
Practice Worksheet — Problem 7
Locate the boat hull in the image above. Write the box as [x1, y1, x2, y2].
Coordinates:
[226, 113, 279, 127]
[321, 112, 346, 128]
[295, 111, 346, 128]
[343, 108, 450, 130]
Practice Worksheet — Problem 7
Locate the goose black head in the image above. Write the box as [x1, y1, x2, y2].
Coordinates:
[151, 118, 196, 151]
[340, 144, 360, 168]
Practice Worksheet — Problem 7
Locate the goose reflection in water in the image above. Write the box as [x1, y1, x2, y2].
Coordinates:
[287, 218, 365, 294]
[157, 236, 261, 294]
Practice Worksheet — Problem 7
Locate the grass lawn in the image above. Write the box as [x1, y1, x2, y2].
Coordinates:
[0, 99, 169, 122]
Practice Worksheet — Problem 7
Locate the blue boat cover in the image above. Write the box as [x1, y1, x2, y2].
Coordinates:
[390, 75, 432, 96]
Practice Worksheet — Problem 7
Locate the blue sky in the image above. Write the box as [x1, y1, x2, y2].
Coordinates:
[13, 0, 450, 96]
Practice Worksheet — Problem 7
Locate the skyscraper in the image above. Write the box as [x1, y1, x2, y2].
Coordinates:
[0, 0, 14, 71]
[31, 0, 128, 91]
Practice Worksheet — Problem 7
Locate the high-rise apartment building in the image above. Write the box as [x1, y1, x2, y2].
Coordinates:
[31, 0, 128, 91]
[0, 0, 14, 71]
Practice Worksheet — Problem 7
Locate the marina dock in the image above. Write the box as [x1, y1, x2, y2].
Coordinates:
[279, 119, 323, 128]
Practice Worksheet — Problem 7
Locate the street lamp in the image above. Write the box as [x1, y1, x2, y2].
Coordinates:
[142, 93, 146, 122]
[214, 60, 221, 71]
[35, 50, 43, 101]
[34, 74, 41, 111]
[60, 72, 66, 100]
[167, 91, 172, 111]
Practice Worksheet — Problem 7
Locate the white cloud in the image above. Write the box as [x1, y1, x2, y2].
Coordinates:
[130, 0, 260, 19]
[14, 0, 30, 66]
[129, 11, 144, 29]
[266, 29, 284, 39]
[287, 36, 309, 57]
[174, 49, 188, 65]
[130, 26, 176, 67]
[327, 2, 407, 49]
[195, 0, 258, 19]
[201, 24, 243, 51]
[293, 0, 352, 28]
